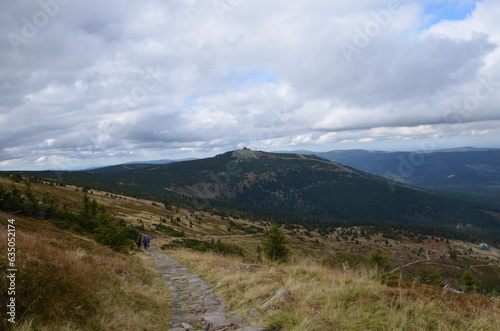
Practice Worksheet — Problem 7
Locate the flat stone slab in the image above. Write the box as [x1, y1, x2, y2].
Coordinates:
[203, 313, 231, 329]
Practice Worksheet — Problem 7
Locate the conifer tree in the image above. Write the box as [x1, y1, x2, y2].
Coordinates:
[262, 223, 289, 262]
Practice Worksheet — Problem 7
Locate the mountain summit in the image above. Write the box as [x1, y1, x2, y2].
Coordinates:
[36, 149, 499, 233]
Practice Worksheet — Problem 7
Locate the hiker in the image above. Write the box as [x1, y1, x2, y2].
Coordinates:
[136, 235, 142, 249]
[143, 235, 151, 249]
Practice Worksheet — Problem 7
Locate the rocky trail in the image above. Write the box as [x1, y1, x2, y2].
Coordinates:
[151, 252, 265, 331]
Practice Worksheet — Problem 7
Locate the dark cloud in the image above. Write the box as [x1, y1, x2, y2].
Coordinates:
[0, 0, 499, 169]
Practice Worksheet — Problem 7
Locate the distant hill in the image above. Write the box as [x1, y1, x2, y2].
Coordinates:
[88, 163, 162, 174]
[279, 148, 500, 196]
[86, 158, 198, 173]
[86, 148, 500, 196]
[12, 149, 500, 238]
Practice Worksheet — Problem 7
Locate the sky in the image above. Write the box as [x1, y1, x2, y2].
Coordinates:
[1, 0, 499, 170]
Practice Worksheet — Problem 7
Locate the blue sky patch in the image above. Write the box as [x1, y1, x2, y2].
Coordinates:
[227, 69, 279, 87]
[184, 96, 198, 107]
[422, 0, 479, 29]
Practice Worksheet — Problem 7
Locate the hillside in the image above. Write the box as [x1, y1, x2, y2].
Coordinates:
[0, 178, 172, 330]
[11, 149, 500, 242]
[1, 176, 499, 330]
[313, 148, 500, 196]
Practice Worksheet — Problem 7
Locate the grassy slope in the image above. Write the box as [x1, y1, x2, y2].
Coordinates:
[51, 177, 498, 291]
[1, 177, 499, 330]
[169, 249, 500, 331]
[0, 179, 171, 330]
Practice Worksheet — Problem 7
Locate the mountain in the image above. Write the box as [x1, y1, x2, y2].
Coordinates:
[15, 149, 500, 238]
[85, 157, 199, 173]
[88, 163, 162, 174]
[300, 148, 500, 196]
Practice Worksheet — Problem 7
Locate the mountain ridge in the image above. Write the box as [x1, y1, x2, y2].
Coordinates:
[8, 149, 499, 241]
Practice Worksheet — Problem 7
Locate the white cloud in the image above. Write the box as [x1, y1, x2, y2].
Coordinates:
[0, 0, 499, 170]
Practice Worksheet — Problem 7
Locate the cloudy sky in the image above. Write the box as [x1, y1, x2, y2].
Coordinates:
[1, 0, 499, 170]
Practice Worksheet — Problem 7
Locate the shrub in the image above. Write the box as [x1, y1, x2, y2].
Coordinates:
[155, 223, 185, 237]
[262, 223, 289, 262]
[417, 267, 443, 286]
[165, 238, 243, 256]
[369, 250, 390, 269]
[461, 271, 480, 292]
[94, 211, 131, 252]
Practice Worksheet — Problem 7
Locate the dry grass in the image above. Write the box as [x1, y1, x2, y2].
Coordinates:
[0, 214, 171, 331]
[2, 177, 499, 330]
[169, 249, 500, 331]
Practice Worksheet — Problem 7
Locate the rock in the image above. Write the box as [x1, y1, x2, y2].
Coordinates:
[443, 284, 464, 294]
[248, 308, 257, 318]
[202, 314, 231, 330]
[236, 328, 266, 331]
[181, 322, 194, 330]
[229, 312, 243, 325]
[244, 264, 260, 271]
[261, 288, 292, 310]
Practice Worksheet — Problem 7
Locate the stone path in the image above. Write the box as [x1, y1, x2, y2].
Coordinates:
[150, 252, 265, 331]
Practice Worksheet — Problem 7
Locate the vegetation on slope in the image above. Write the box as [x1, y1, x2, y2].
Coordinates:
[0, 177, 171, 330]
[0, 214, 171, 330]
[0, 174, 498, 330]
[5, 149, 500, 244]
[0, 178, 135, 252]
[169, 249, 500, 331]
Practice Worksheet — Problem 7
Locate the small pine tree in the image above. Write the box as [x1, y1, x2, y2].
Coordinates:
[461, 271, 480, 292]
[262, 223, 289, 262]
